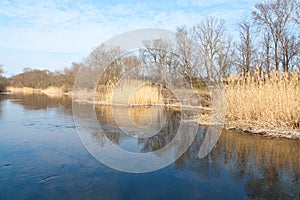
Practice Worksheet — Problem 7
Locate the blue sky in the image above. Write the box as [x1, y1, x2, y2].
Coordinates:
[0, 0, 261, 77]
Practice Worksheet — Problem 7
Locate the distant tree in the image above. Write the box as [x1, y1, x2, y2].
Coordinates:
[0, 77, 9, 91]
[10, 69, 52, 89]
[122, 55, 141, 76]
[23, 67, 33, 73]
[0, 64, 4, 75]
[85, 44, 123, 85]
[0, 65, 9, 91]
[62, 62, 82, 90]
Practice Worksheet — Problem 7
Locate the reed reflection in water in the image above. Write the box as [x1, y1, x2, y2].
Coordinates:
[74, 102, 201, 173]
[95, 106, 181, 152]
[93, 105, 300, 198]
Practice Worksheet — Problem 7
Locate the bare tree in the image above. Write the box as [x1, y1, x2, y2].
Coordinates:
[0, 64, 3, 75]
[122, 55, 140, 74]
[10, 69, 52, 89]
[63, 62, 82, 90]
[23, 67, 33, 73]
[217, 36, 235, 77]
[252, 0, 297, 71]
[83, 44, 123, 86]
[236, 20, 256, 73]
[193, 17, 233, 80]
[262, 31, 273, 74]
[294, 0, 300, 24]
[176, 26, 199, 88]
[279, 33, 300, 72]
[141, 39, 176, 84]
[0, 64, 9, 91]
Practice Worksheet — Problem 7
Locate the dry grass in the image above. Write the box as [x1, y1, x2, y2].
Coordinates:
[225, 68, 300, 131]
[96, 79, 163, 105]
[6, 86, 68, 96]
[6, 86, 41, 93]
[42, 87, 66, 96]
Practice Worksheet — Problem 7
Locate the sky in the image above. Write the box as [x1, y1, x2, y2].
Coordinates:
[0, 0, 261, 77]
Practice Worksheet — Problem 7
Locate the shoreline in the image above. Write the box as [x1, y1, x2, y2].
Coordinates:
[5, 86, 71, 96]
[73, 99, 211, 110]
[3, 88, 300, 140]
[225, 125, 300, 140]
[187, 119, 300, 140]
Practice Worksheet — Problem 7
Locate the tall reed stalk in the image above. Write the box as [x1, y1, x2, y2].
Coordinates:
[225, 68, 300, 130]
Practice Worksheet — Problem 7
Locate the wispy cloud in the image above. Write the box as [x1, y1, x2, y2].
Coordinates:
[0, 0, 260, 75]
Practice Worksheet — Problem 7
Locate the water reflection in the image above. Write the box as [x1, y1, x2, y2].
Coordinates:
[93, 105, 300, 198]
[177, 130, 300, 199]
[219, 132, 299, 199]
[0, 93, 7, 119]
[1, 93, 72, 114]
[95, 106, 181, 152]
[74, 102, 200, 173]
[0, 93, 299, 199]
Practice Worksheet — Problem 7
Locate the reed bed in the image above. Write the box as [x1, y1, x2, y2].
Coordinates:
[225, 68, 300, 132]
[96, 79, 164, 105]
[6, 86, 66, 96]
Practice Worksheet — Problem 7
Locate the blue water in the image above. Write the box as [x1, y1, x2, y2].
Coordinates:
[0, 94, 299, 199]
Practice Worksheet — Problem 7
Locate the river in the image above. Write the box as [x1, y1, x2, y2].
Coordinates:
[0, 93, 299, 199]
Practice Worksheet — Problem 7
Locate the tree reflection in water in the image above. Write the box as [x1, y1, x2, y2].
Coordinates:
[0, 93, 8, 119]
[178, 129, 300, 199]
[217, 131, 300, 199]
[95, 105, 300, 199]
[95, 106, 181, 152]
[0, 93, 72, 113]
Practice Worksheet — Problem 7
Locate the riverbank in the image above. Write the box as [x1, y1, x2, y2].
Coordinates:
[225, 123, 300, 139]
[224, 69, 300, 139]
[5, 84, 300, 140]
[6, 86, 71, 96]
[190, 116, 300, 140]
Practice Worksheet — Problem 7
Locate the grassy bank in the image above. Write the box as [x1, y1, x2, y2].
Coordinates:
[6, 86, 69, 96]
[6, 70, 300, 139]
[224, 69, 300, 139]
[95, 79, 164, 106]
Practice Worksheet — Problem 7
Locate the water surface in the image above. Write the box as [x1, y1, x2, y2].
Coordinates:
[0, 94, 299, 199]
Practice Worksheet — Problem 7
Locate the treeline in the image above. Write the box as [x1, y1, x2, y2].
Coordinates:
[0, 65, 9, 91]
[0, 63, 81, 92]
[2, 0, 300, 92]
[8, 66, 80, 92]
